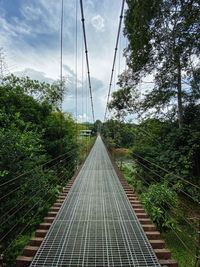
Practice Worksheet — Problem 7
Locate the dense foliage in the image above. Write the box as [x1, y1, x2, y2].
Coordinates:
[132, 116, 200, 193]
[105, 2, 200, 263]
[0, 75, 78, 266]
[109, 0, 200, 128]
[106, 0, 200, 206]
[101, 119, 135, 148]
[140, 183, 178, 230]
[102, 116, 200, 203]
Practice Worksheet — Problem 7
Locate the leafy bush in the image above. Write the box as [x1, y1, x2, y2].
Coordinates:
[121, 165, 147, 194]
[0, 75, 79, 266]
[140, 183, 178, 231]
[131, 118, 200, 203]
[102, 119, 135, 148]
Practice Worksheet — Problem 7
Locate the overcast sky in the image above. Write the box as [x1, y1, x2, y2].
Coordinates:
[0, 0, 127, 122]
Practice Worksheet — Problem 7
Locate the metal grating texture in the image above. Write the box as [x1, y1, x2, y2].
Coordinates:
[30, 136, 161, 267]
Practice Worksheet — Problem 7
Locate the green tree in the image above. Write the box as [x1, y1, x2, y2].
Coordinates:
[131, 116, 200, 201]
[0, 75, 78, 266]
[111, 0, 200, 127]
[1, 74, 65, 109]
[0, 82, 51, 126]
[92, 120, 102, 135]
[44, 112, 78, 162]
[102, 119, 135, 148]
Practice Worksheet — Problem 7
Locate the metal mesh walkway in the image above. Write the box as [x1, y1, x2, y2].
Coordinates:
[30, 136, 160, 267]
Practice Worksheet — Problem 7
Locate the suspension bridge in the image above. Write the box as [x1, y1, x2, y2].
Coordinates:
[3, 0, 196, 265]
[16, 136, 177, 266]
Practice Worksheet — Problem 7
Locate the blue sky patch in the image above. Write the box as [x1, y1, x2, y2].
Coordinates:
[0, 0, 127, 121]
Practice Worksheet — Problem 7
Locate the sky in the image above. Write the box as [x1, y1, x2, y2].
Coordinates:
[0, 0, 127, 122]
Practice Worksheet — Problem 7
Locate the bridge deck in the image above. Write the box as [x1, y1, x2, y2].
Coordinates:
[30, 137, 160, 267]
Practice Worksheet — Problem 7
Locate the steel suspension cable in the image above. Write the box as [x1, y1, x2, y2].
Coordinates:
[75, 0, 78, 137]
[80, 0, 95, 123]
[60, 0, 64, 110]
[0, 149, 78, 200]
[1, 142, 91, 236]
[0, 169, 75, 239]
[134, 171, 197, 231]
[118, 29, 122, 78]
[85, 59, 89, 152]
[1, 162, 76, 236]
[0, 147, 78, 188]
[133, 172, 197, 264]
[133, 152, 200, 191]
[135, 159, 200, 205]
[122, 119, 200, 194]
[0, 160, 75, 228]
[104, 0, 125, 121]
[81, 32, 84, 126]
[2, 167, 75, 252]
[3, 164, 74, 255]
[0, 153, 75, 215]
[137, 174, 194, 258]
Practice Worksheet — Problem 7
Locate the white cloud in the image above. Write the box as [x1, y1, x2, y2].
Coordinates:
[14, 68, 55, 84]
[21, 5, 42, 21]
[91, 15, 105, 32]
[0, 17, 17, 38]
[78, 113, 90, 123]
[0, 0, 127, 121]
[85, 0, 95, 9]
[12, 17, 31, 35]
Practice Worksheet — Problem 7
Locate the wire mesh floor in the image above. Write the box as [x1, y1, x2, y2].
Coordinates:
[30, 136, 160, 267]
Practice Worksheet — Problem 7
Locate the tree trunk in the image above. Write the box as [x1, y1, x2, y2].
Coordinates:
[177, 55, 183, 128]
